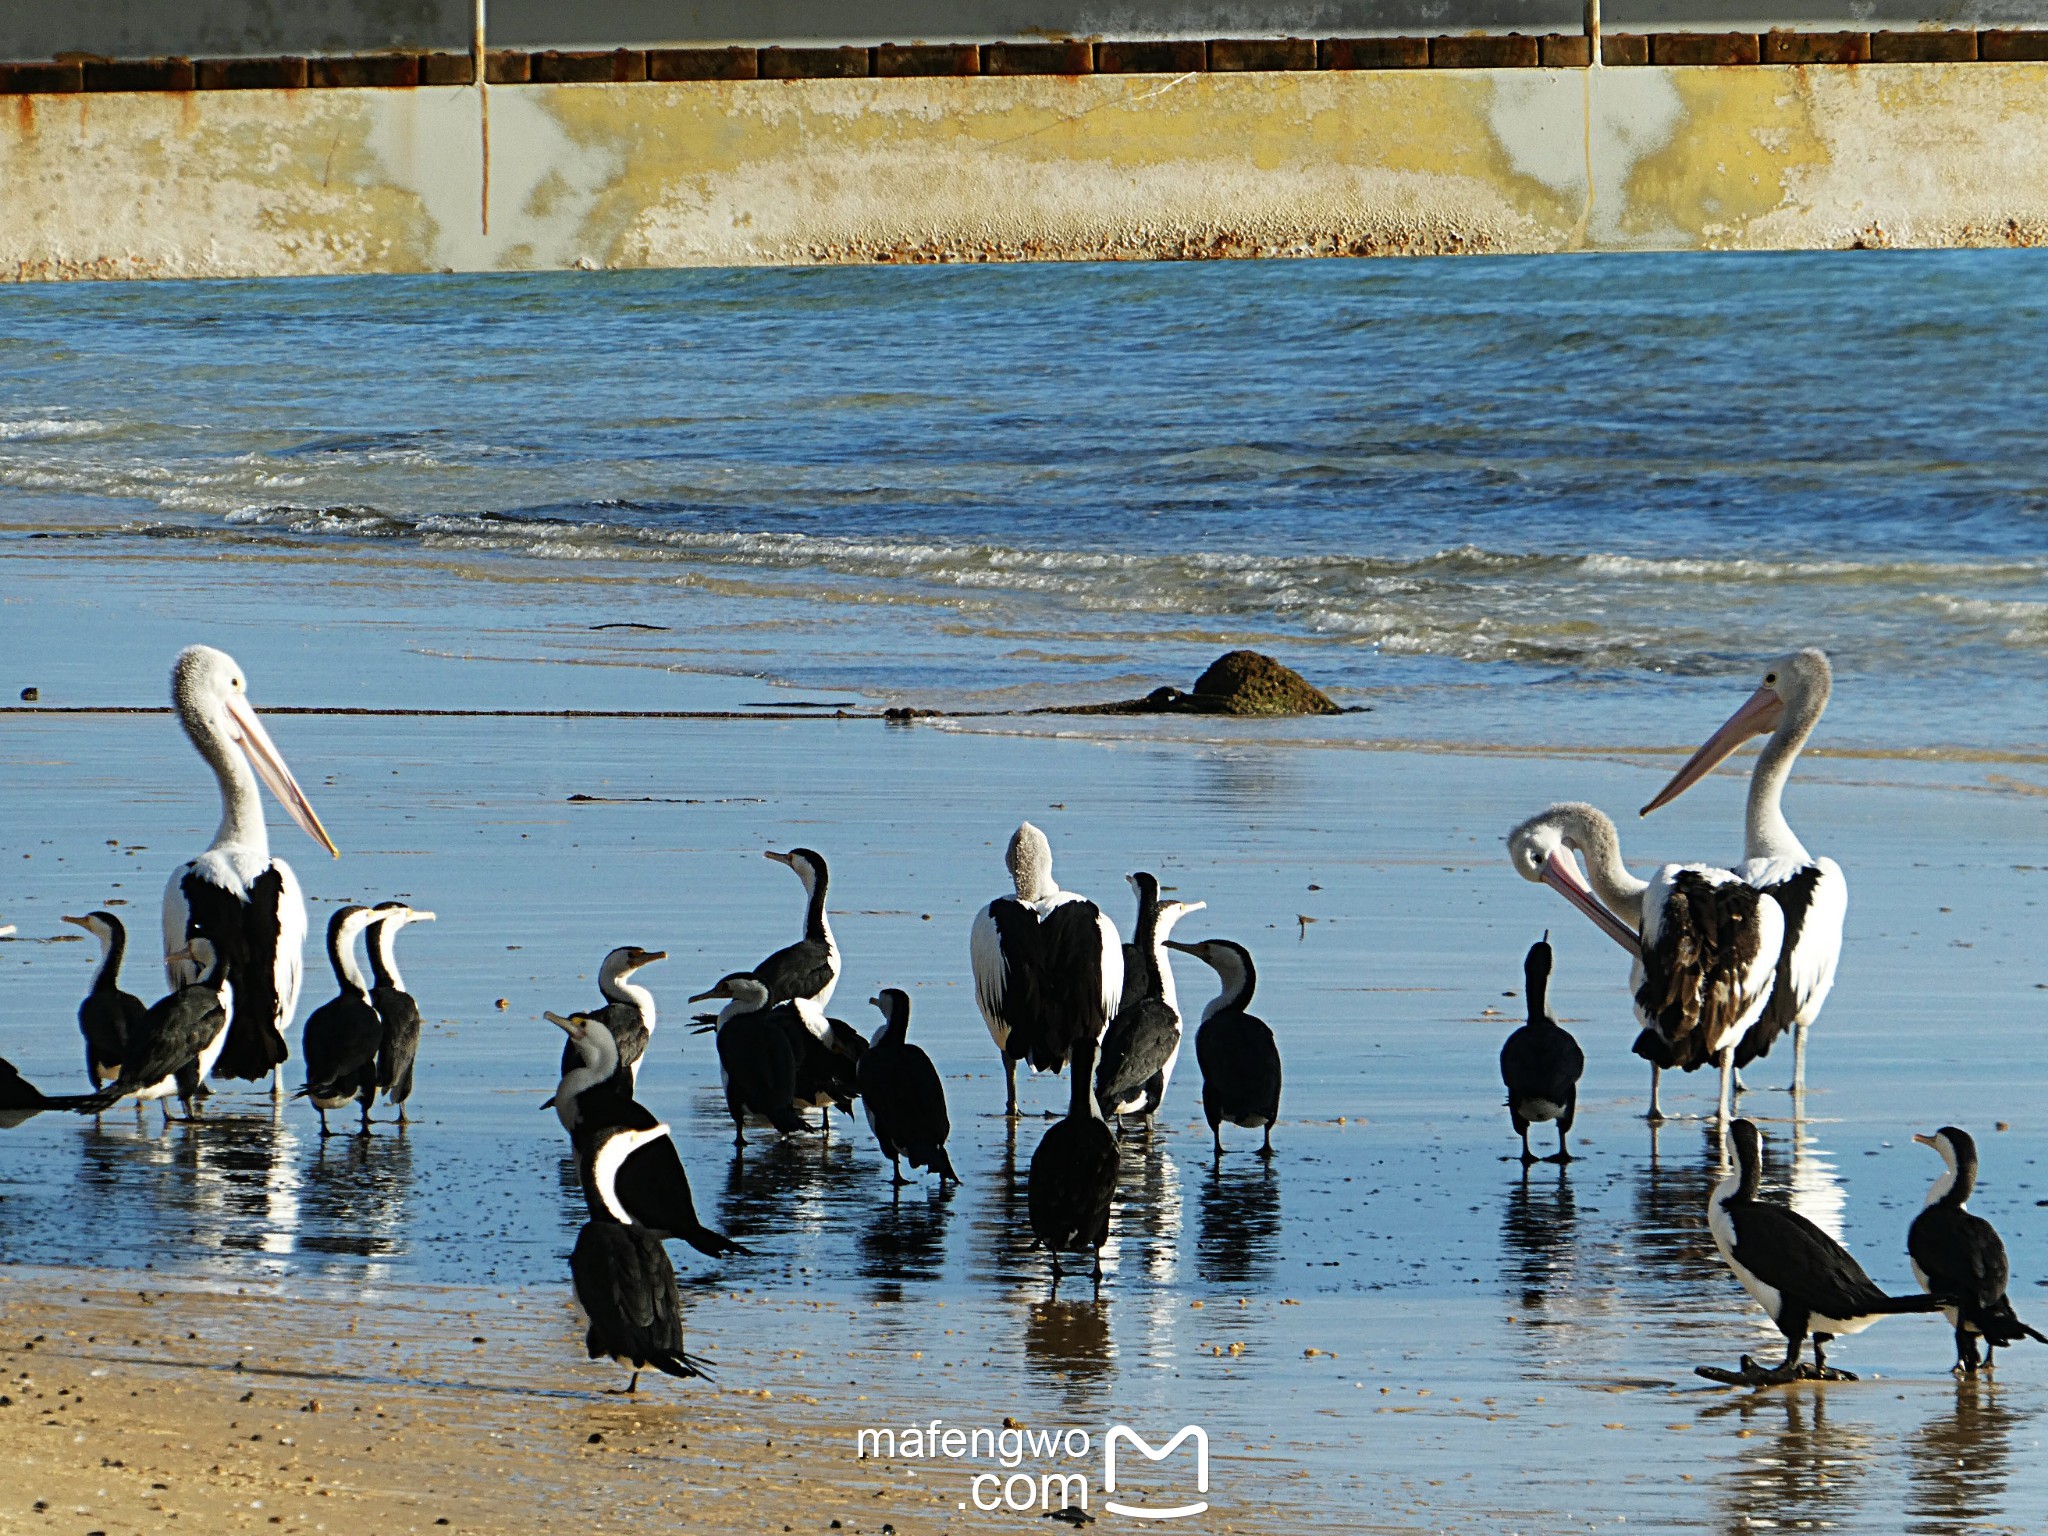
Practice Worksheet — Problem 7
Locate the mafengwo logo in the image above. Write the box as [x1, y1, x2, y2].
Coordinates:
[1103, 1425, 1210, 1519]
[853, 1419, 1211, 1519]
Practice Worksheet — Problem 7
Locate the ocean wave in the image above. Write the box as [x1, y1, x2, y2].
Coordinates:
[0, 417, 108, 441]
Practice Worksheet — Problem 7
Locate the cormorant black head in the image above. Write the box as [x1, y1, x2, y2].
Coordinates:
[688, 971, 770, 1009]
[766, 847, 828, 894]
[868, 988, 912, 1045]
[327, 904, 373, 942]
[1913, 1126, 1978, 1203]
[1126, 871, 1160, 907]
[601, 945, 667, 983]
[1165, 937, 1255, 1010]
[1524, 933, 1552, 1021]
[179, 935, 225, 986]
[61, 911, 123, 952]
[1728, 1118, 1764, 1191]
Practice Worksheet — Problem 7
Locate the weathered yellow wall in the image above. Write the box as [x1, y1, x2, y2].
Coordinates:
[4, 65, 2046, 280]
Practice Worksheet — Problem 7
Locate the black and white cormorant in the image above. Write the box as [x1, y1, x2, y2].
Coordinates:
[1641, 649, 1848, 1094]
[688, 973, 810, 1146]
[1168, 936, 1282, 1157]
[366, 902, 433, 1123]
[569, 1218, 709, 1393]
[1028, 1031, 1120, 1287]
[1509, 802, 1782, 1127]
[970, 822, 1125, 1117]
[77, 936, 233, 1121]
[856, 989, 960, 1186]
[162, 644, 339, 1097]
[62, 911, 149, 1093]
[1095, 873, 1204, 1126]
[547, 1012, 747, 1259]
[298, 905, 383, 1135]
[557, 945, 666, 1094]
[1702, 1118, 1940, 1382]
[1497, 935, 1585, 1165]
[0, 1058, 102, 1126]
[753, 848, 839, 1025]
[1908, 1126, 2047, 1373]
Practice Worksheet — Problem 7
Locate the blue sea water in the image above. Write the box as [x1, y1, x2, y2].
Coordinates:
[1, 249, 2046, 743]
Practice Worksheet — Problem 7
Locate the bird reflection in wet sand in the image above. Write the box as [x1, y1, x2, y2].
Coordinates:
[1625, 1124, 1728, 1300]
[1703, 1388, 1869, 1533]
[71, 1114, 305, 1257]
[1115, 1134, 1182, 1286]
[1023, 1296, 1114, 1402]
[857, 1182, 956, 1290]
[714, 1132, 863, 1254]
[967, 1131, 1042, 1286]
[1196, 1159, 1281, 1288]
[1500, 1164, 1579, 1310]
[1905, 1378, 2027, 1533]
[300, 1128, 414, 1259]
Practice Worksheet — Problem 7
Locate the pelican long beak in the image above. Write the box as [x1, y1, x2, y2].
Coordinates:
[1640, 685, 1785, 818]
[224, 691, 339, 857]
[1541, 847, 1641, 955]
[1913, 1132, 1938, 1148]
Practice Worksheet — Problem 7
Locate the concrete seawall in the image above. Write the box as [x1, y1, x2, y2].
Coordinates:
[6, 63, 2048, 280]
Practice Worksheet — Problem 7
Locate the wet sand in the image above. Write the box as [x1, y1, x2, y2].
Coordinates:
[3, 547, 2048, 1531]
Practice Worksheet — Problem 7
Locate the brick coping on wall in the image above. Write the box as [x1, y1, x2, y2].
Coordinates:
[1, 30, 2043, 92]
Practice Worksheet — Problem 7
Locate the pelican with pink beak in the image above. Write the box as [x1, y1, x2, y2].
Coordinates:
[1509, 802, 1782, 1128]
[1640, 648, 1846, 1095]
[162, 644, 339, 1099]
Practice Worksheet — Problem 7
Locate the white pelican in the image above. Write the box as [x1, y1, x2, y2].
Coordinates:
[162, 645, 338, 1097]
[1640, 648, 1847, 1094]
[1508, 802, 1782, 1127]
[970, 822, 1124, 1117]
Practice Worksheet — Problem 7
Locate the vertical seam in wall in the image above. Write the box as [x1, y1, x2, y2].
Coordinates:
[476, 0, 490, 236]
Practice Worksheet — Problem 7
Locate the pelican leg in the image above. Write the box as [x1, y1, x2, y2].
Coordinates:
[1792, 1021, 1809, 1097]
[1716, 1047, 1734, 1137]
[1646, 1063, 1665, 1123]
[272, 1066, 284, 1102]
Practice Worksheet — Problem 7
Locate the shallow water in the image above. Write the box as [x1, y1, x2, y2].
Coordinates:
[1, 709, 2045, 1528]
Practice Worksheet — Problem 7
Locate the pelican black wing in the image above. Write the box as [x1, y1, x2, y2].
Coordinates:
[182, 867, 292, 1079]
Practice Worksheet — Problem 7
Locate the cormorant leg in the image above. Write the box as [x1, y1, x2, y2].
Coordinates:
[891, 1154, 908, 1188]
[732, 1124, 746, 1150]
[625, 1370, 639, 1394]
[1212, 1125, 1224, 1159]
[1518, 1128, 1537, 1167]
[1646, 1063, 1665, 1122]
[316, 1108, 331, 1137]
[1005, 1058, 1019, 1119]
[1954, 1329, 1979, 1375]
[1545, 1129, 1573, 1165]
[819, 1110, 831, 1143]
[1091, 1250, 1104, 1283]
[1049, 1252, 1064, 1282]
[359, 1100, 373, 1136]
[1983, 1342, 1998, 1371]
[1260, 1125, 1273, 1157]
[1766, 1332, 1805, 1381]
[397, 1103, 408, 1126]
[1810, 1333, 1855, 1380]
